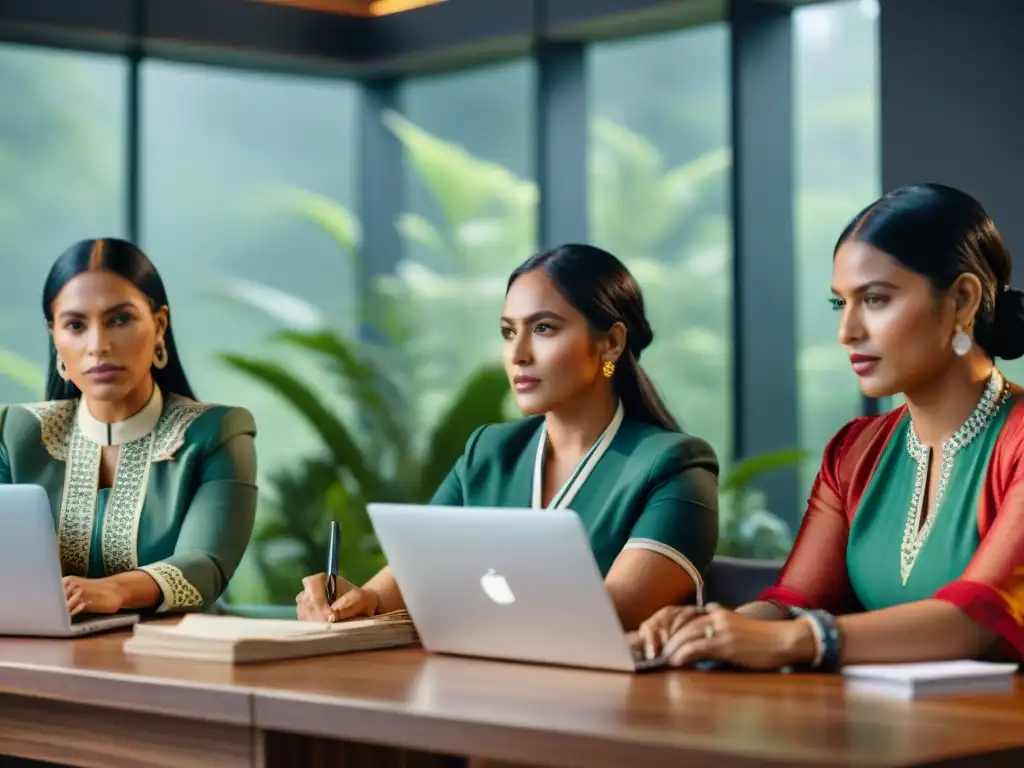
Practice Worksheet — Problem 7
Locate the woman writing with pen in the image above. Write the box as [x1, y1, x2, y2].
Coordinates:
[297, 244, 719, 631]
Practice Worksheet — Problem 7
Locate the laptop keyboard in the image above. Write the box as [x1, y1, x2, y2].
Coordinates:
[70, 612, 137, 632]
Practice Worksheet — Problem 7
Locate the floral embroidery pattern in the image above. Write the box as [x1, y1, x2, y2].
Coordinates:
[57, 426, 100, 576]
[23, 395, 215, 578]
[102, 434, 155, 575]
[152, 396, 214, 463]
[900, 370, 1009, 585]
[140, 562, 205, 611]
[22, 400, 76, 461]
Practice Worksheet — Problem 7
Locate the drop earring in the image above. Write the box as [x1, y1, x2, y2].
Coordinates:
[602, 360, 616, 378]
[952, 328, 972, 357]
[153, 340, 169, 370]
[56, 356, 68, 381]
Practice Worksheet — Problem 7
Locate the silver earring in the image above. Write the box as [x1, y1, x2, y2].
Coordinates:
[952, 329, 972, 357]
[56, 356, 68, 380]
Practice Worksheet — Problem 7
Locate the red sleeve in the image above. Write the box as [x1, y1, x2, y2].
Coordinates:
[934, 400, 1024, 659]
[759, 409, 904, 615]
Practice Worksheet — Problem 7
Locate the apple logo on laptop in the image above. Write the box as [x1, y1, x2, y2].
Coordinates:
[480, 568, 515, 605]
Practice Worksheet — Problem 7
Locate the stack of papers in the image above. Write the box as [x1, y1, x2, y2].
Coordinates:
[123, 610, 418, 664]
[842, 660, 1019, 700]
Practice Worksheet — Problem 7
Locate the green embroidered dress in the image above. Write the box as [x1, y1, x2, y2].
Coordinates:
[0, 385, 258, 612]
[762, 370, 1024, 659]
[846, 393, 1010, 609]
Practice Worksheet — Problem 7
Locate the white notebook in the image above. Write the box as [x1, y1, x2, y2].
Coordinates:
[123, 610, 419, 664]
[842, 660, 1019, 700]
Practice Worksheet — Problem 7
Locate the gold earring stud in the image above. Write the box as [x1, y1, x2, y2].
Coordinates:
[602, 360, 615, 378]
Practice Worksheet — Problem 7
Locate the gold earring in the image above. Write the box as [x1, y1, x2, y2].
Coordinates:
[153, 340, 169, 370]
[56, 356, 68, 381]
[602, 360, 616, 378]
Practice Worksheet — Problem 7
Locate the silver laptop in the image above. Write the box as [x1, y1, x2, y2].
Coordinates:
[367, 503, 666, 673]
[0, 485, 139, 637]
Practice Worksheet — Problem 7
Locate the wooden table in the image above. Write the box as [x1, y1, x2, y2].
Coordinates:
[1, 629, 1024, 767]
[0, 632, 252, 767]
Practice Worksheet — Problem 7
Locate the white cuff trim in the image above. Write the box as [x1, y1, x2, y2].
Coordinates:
[623, 538, 705, 608]
[138, 562, 204, 613]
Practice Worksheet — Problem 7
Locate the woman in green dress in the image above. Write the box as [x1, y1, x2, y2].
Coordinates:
[634, 183, 1024, 670]
[0, 238, 258, 616]
[297, 244, 719, 631]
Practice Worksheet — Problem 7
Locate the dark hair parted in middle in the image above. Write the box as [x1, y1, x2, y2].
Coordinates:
[42, 238, 197, 401]
[507, 244, 680, 432]
[835, 182, 1024, 360]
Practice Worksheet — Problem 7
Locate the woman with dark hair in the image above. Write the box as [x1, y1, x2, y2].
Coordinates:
[634, 183, 1024, 670]
[0, 238, 258, 617]
[297, 244, 719, 630]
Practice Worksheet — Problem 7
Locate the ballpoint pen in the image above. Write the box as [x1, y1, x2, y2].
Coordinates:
[325, 520, 341, 619]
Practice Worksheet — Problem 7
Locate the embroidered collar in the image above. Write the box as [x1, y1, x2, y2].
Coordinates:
[532, 401, 625, 510]
[76, 384, 164, 447]
[899, 367, 1010, 585]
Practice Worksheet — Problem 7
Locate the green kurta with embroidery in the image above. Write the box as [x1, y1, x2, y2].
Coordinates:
[0, 394, 258, 612]
[847, 397, 1012, 609]
[429, 412, 719, 594]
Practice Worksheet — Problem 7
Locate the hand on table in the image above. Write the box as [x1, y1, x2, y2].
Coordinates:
[63, 576, 123, 616]
[296, 572, 378, 622]
[627, 603, 815, 671]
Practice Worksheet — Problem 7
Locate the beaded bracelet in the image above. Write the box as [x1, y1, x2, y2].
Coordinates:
[790, 607, 841, 672]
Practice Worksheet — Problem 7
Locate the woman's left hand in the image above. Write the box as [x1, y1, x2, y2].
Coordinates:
[628, 603, 816, 671]
[63, 576, 124, 616]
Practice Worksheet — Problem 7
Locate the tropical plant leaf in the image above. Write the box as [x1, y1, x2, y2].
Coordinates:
[662, 146, 731, 192]
[328, 487, 386, 584]
[382, 110, 535, 247]
[589, 118, 732, 258]
[273, 330, 410, 456]
[589, 118, 670, 252]
[737, 508, 793, 559]
[363, 278, 417, 348]
[268, 186, 362, 264]
[250, 520, 295, 544]
[0, 349, 44, 397]
[256, 452, 387, 595]
[215, 277, 327, 331]
[418, 364, 510, 500]
[591, 117, 664, 183]
[721, 448, 812, 494]
[716, 487, 794, 559]
[396, 212, 446, 259]
[661, 147, 732, 212]
[252, 542, 310, 608]
[266, 455, 344, 538]
[218, 352, 385, 499]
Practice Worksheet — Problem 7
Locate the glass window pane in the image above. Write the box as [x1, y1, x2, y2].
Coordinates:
[141, 62, 359, 601]
[795, 0, 880, 492]
[588, 27, 733, 465]
[394, 61, 537, 438]
[0, 45, 126, 404]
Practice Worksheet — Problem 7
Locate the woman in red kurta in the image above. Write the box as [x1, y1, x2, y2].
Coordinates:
[631, 183, 1024, 671]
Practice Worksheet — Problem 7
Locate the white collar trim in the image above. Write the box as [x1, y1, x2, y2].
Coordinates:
[532, 401, 624, 510]
[76, 384, 164, 447]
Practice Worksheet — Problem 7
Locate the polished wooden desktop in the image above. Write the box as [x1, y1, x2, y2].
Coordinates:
[0, 626, 1023, 767]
